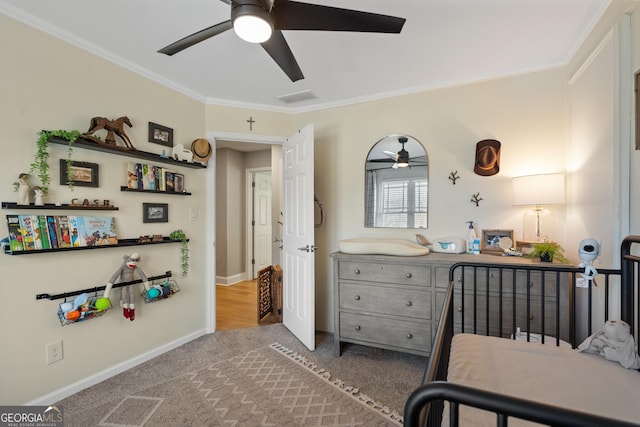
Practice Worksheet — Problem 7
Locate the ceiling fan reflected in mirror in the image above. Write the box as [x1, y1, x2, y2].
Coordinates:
[383, 136, 411, 169]
[158, 0, 406, 82]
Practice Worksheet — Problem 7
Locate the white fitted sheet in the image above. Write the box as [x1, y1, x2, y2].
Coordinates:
[445, 333, 640, 426]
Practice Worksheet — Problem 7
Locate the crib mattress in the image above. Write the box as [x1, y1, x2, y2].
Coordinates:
[446, 333, 640, 426]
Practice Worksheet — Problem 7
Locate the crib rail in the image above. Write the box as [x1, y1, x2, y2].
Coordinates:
[404, 382, 640, 427]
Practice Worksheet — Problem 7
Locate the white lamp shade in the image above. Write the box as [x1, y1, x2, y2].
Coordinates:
[512, 173, 565, 206]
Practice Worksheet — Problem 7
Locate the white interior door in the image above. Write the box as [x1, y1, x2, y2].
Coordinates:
[282, 124, 315, 351]
[253, 171, 272, 277]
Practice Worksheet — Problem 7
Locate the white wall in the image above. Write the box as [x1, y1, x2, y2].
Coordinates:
[0, 14, 209, 404]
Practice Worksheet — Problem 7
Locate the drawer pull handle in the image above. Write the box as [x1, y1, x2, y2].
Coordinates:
[406, 273, 413, 279]
[406, 333, 413, 339]
[354, 325, 361, 331]
[456, 307, 462, 313]
[354, 295, 361, 301]
[529, 315, 534, 320]
[354, 269, 360, 275]
[530, 282, 535, 288]
[406, 301, 413, 307]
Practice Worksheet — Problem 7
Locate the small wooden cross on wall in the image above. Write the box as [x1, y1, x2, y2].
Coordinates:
[247, 116, 255, 131]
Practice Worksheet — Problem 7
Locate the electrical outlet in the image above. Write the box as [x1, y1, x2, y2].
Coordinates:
[576, 278, 588, 288]
[46, 340, 63, 365]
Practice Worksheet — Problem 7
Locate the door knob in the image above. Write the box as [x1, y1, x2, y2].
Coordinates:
[297, 245, 318, 252]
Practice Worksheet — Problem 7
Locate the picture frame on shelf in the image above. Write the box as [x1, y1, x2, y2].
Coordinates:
[142, 203, 168, 223]
[173, 173, 184, 193]
[59, 160, 99, 187]
[148, 122, 173, 147]
[481, 229, 514, 254]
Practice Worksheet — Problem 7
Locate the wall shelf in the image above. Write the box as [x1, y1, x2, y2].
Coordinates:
[2, 202, 119, 211]
[4, 237, 181, 255]
[48, 135, 207, 169]
[120, 186, 191, 196]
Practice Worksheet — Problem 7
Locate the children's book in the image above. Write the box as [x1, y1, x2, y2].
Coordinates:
[83, 216, 118, 246]
[46, 215, 60, 249]
[6, 215, 24, 251]
[135, 163, 143, 189]
[31, 215, 43, 249]
[166, 172, 175, 192]
[56, 216, 72, 248]
[36, 215, 51, 249]
[68, 216, 87, 247]
[126, 163, 139, 189]
[19, 215, 35, 250]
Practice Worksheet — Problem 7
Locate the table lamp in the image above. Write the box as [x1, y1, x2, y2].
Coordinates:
[512, 173, 565, 242]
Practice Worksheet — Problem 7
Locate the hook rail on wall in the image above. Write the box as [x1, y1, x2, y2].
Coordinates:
[36, 271, 173, 301]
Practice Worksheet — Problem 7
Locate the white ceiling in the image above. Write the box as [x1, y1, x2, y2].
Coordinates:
[0, 0, 610, 112]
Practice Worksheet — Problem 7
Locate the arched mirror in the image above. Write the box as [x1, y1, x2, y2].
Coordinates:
[364, 134, 428, 228]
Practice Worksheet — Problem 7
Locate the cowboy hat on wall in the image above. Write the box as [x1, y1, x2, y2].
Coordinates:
[191, 138, 213, 165]
[474, 139, 501, 176]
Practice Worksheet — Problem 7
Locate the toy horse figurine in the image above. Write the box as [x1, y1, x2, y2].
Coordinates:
[84, 116, 135, 150]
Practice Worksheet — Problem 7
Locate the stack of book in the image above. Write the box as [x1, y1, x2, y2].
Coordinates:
[5, 215, 118, 251]
[127, 162, 184, 192]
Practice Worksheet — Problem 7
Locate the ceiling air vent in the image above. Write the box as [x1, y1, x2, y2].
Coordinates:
[277, 90, 317, 104]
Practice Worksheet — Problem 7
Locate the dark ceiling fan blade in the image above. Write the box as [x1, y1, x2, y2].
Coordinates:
[273, 0, 405, 33]
[261, 30, 304, 81]
[158, 20, 233, 55]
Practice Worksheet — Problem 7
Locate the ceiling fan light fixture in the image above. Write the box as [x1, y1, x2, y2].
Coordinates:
[232, 4, 274, 43]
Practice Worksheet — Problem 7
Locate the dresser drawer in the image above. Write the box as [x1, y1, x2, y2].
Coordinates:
[339, 312, 431, 353]
[339, 282, 431, 320]
[338, 260, 430, 285]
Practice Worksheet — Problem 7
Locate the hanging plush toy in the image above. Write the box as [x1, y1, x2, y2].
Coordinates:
[103, 253, 150, 321]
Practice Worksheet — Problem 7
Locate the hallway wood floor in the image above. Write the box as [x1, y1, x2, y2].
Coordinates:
[216, 280, 279, 330]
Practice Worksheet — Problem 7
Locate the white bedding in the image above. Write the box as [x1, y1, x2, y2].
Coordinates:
[446, 334, 640, 426]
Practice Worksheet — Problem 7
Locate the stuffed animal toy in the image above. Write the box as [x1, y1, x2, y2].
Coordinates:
[578, 320, 640, 369]
[103, 253, 150, 321]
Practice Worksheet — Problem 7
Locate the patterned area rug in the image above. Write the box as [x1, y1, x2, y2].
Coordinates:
[65, 343, 403, 426]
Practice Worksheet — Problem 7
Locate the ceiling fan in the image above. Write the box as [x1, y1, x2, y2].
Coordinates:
[382, 136, 422, 169]
[158, 0, 406, 82]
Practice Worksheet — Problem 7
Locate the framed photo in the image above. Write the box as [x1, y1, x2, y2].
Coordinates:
[148, 122, 173, 147]
[173, 173, 184, 193]
[142, 203, 168, 223]
[59, 160, 99, 187]
[481, 229, 514, 254]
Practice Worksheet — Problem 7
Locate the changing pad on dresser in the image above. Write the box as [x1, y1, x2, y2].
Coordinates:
[338, 238, 430, 256]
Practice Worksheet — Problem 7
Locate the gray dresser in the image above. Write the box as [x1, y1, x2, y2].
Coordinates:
[331, 252, 571, 356]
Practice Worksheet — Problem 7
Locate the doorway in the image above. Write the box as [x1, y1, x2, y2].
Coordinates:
[214, 141, 281, 330]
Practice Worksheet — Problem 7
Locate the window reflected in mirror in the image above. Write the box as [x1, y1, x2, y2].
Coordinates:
[365, 135, 428, 228]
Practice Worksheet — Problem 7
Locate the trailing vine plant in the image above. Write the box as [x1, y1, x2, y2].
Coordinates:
[170, 229, 189, 277]
[30, 129, 81, 195]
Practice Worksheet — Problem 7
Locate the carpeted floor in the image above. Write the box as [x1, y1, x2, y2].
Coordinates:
[56, 324, 427, 426]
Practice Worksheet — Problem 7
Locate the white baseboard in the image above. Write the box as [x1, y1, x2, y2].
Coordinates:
[27, 329, 208, 405]
[216, 272, 248, 285]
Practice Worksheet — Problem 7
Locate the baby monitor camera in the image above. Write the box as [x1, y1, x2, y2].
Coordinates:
[579, 238, 600, 262]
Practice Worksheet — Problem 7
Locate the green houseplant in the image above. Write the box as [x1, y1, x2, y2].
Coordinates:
[170, 229, 189, 277]
[30, 129, 81, 195]
[527, 241, 569, 263]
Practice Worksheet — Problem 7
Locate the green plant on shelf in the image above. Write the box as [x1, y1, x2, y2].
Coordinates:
[170, 229, 189, 277]
[31, 129, 81, 195]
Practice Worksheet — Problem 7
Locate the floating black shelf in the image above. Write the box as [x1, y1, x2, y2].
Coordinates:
[120, 186, 191, 196]
[4, 237, 181, 255]
[2, 202, 119, 211]
[48, 135, 207, 169]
